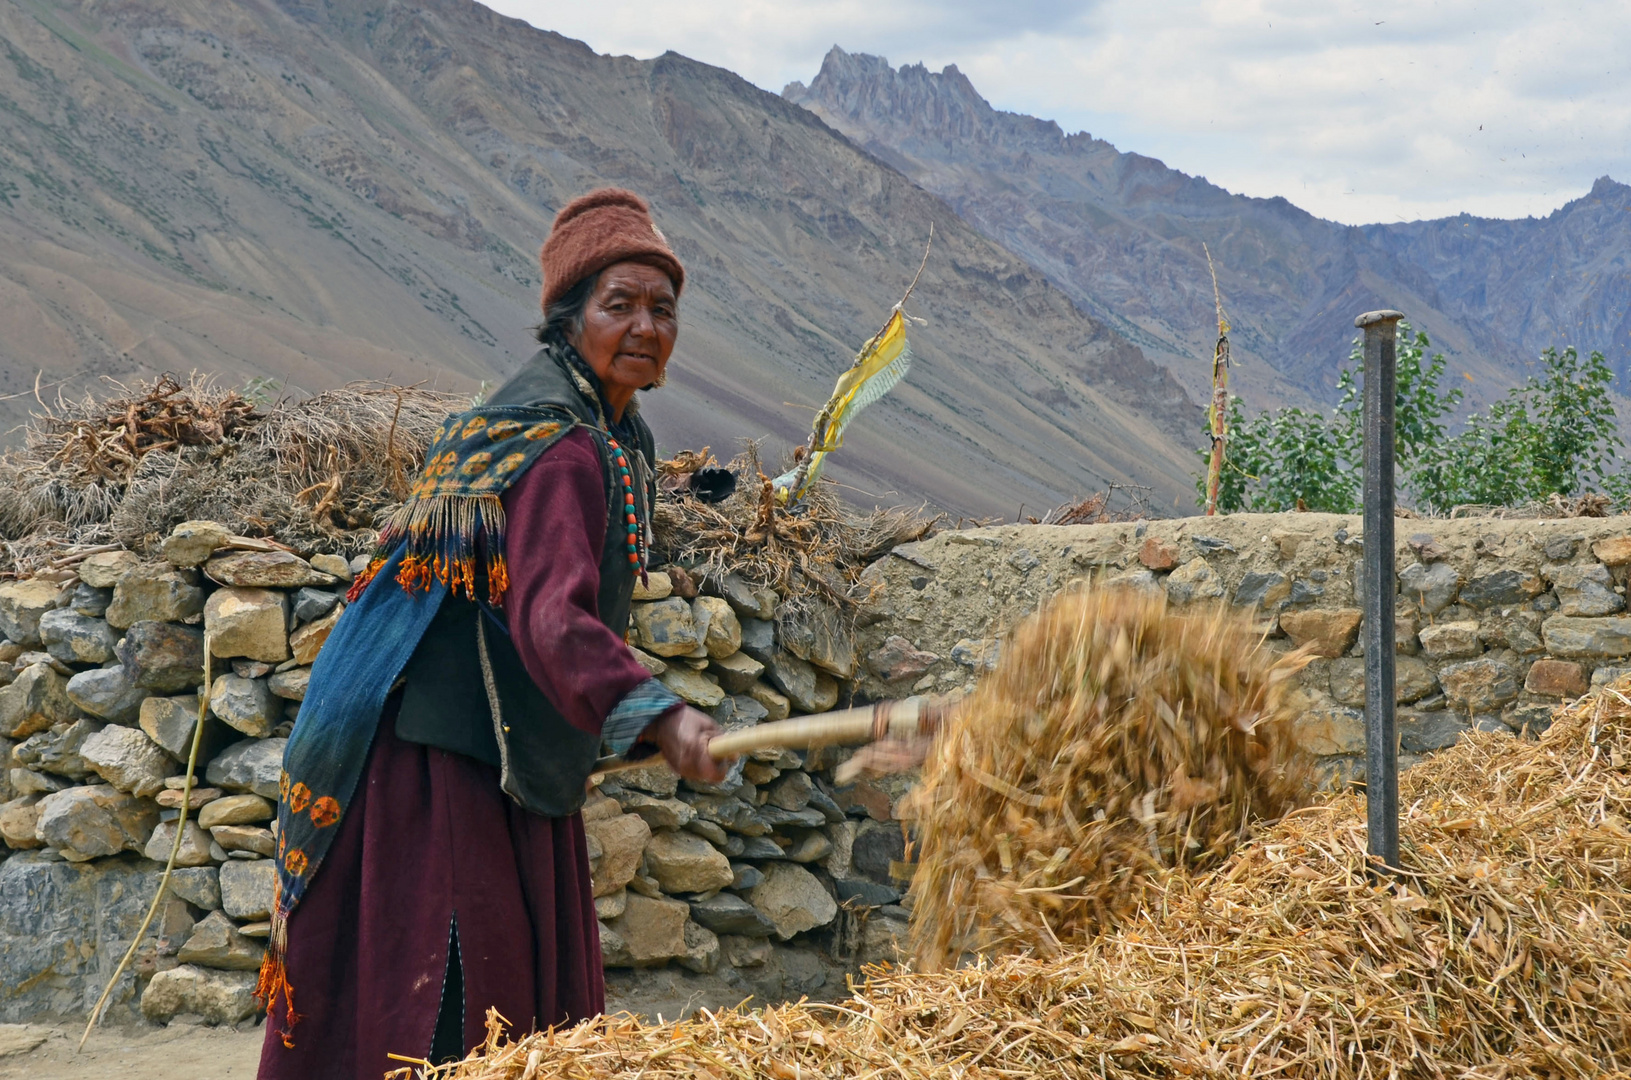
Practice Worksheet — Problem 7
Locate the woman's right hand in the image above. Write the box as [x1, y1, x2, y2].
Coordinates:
[645, 706, 729, 784]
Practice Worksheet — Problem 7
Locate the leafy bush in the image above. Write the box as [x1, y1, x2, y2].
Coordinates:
[1200, 327, 1621, 515]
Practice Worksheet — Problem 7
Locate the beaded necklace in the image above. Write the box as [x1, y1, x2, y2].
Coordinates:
[607, 436, 645, 569]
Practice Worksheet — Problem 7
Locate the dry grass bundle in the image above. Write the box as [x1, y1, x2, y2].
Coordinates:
[0, 374, 463, 570]
[651, 445, 936, 612]
[910, 587, 1315, 967]
[426, 676, 1631, 1079]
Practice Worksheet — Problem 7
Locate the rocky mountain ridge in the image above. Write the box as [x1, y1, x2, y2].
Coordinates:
[0, 0, 1198, 519]
[785, 48, 1631, 406]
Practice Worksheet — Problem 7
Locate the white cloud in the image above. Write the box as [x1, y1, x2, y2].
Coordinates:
[490, 0, 1631, 224]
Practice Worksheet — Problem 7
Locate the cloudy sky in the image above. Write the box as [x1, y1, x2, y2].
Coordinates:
[488, 0, 1629, 225]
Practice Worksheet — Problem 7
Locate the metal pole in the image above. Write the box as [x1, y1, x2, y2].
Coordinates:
[1357, 309, 1403, 873]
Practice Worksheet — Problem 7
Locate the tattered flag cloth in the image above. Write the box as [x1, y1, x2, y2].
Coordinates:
[258, 404, 592, 1045]
[774, 307, 917, 505]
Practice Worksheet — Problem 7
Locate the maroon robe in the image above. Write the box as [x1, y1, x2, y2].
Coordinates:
[258, 430, 658, 1079]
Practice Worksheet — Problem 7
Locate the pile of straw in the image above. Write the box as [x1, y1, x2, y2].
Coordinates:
[652, 445, 935, 613]
[0, 374, 463, 569]
[429, 656, 1631, 1078]
[909, 588, 1315, 966]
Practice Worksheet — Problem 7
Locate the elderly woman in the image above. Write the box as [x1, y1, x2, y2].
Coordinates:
[257, 190, 727, 1079]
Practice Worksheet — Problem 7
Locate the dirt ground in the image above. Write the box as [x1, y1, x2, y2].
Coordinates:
[0, 960, 852, 1079]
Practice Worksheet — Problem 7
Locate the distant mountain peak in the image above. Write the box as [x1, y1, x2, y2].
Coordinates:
[785, 46, 1069, 151]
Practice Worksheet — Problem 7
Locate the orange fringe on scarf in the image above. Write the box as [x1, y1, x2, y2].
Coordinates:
[256, 950, 301, 1048]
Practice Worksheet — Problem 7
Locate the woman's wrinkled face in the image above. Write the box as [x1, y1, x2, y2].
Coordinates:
[572, 261, 678, 413]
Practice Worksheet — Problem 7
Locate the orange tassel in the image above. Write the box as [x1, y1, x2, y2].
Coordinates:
[255, 951, 302, 1049]
[345, 557, 386, 602]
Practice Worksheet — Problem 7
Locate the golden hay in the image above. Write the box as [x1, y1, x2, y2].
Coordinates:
[427, 677, 1631, 1079]
[910, 588, 1315, 967]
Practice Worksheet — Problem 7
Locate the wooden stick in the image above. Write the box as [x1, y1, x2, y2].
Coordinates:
[591, 696, 946, 779]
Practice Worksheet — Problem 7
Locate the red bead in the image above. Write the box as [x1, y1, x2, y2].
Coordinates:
[625, 493, 635, 505]
[626, 514, 637, 524]
[628, 553, 639, 564]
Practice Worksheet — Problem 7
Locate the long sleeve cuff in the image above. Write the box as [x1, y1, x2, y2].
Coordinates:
[602, 677, 685, 758]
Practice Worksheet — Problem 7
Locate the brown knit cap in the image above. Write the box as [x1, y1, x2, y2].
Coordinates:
[538, 188, 685, 315]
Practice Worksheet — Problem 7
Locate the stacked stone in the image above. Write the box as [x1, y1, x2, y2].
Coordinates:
[0, 526, 914, 1026]
[850, 513, 1631, 787]
[0, 520, 353, 1025]
[593, 567, 910, 986]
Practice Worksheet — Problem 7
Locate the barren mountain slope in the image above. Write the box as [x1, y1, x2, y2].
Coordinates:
[785, 48, 1630, 405]
[0, 0, 1199, 518]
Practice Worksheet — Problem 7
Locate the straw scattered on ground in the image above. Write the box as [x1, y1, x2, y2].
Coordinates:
[426, 662, 1631, 1079]
[909, 588, 1316, 968]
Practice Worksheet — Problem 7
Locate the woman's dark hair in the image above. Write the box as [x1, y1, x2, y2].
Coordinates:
[533, 270, 600, 344]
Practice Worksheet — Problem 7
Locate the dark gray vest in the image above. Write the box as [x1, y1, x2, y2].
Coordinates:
[393, 345, 656, 818]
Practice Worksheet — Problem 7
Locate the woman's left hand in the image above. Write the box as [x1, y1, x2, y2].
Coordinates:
[646, 706, 730, 784]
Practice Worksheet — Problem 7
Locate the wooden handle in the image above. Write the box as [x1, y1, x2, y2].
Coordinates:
[590, 696, 946, 779]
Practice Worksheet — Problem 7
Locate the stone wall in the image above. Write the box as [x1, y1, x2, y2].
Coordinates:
[0, 521, 905, 1025]
[852, 511, 1631, 782]
[11, 509, 1631, 1026]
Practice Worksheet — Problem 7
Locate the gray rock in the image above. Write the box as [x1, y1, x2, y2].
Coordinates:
[0, 663, 75, 739]
[1460, 569, 1544, 609]
[1164, 557, 1225, 605]
[39, 609, 119, 666]
[679, 793, 769, 836]
[79, 726, 175, 797]
[204, 738, 286, 799]
[658, 666, 725, 710]
[10, 768, 68, 795]
[1105, 568, 1159, 592]
[1417, 621, 1482, 660]
[784, 830, 833, 864]
[78, 551, 140, 589]
[204, 588, 290, 664]
[205, 550, 334, 589]
[1542, 616, 1631, 657]
[139, 695, 221, 760]
[729, 863, 764, 891]
[865, 636, 938, 683]
[1398, 561, 1460, 614]
[198, 793, 274, 829]
[160, 521, 233, 568]
[232, 659, 274, 679]
[684, 817, 729, 846]
[1551, 564, 1624, 617]
[140, 965, 259, 1025]
[644, 829, 735, 894]
[218, 859, 275, 921]
[834, 877, 901, 907]
[169, 866, 222, 911]
[0, 580, 67, 647]
[720, 934, 773, 969]
[758, 805, 826, 829]
[105, 566, 205, 630]
[143, 820, 215, 867]
[66, 666, 151, 725]
[292, 588, 341, 624]
[0, 793, 43, 848]
[739, 618, 776, 662]
[950, 638, 1001, 671]
[762, 652, 838, 713]
[1478, 612, 1546, 654]
[1233, 571, 1290, 610]
[1438, 657, 1520, 712]
[116, 622, 205, 693]
[1592, 665, 1631, 688]
[778, 602, 855, 678]
[766, 770, 814, 811]
[210, 824, 274, 856]
[693, 597, 743, 660]
[747, 863, 837, 940]
[33, 784, 157, 860]
[689, 892, 775, 937]
[710, 652, 767, 694]
[705, 572, 776, 621]
[610, 789, 694, 831]
[631, 598, 701, 657]
[71, 583, 112, 618]
[738, 836, 786, 860]
[13, 718, 104, 779]
[176, 909, 265, 971]
[266, 667, 311, 702]
[852, 821, 906, 884]
[208, 674, 280, 738]
[714, 693, 768, 726]
[0, 851, 193, 1022]
[309, 553, 353, 582]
